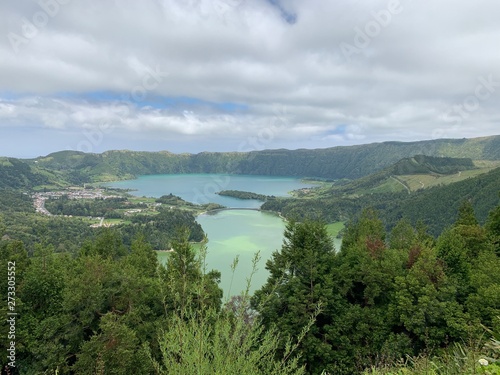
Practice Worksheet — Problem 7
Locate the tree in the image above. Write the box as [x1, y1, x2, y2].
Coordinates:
[125, 233, 158, 277]
[154, 279, 307, 375]
[341, 208, 386, 256]
[486, 199, 500, 255]
[465, 249, 500, 327]
[389, 218, 417, 251]
[253, 219, 336, 374]
[16, 244, 74, 373]
[72, 313, 152, 375]
[392, 246, 469, 349]
[161, 228, 222, 316]
[455, 200, 479, 226]
[333, 210, 409, 371]
[80, 228, 127, 259]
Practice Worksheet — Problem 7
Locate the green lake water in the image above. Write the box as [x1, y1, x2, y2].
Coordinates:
[196, 209, 286, 296]
[104, 174, 320, 296]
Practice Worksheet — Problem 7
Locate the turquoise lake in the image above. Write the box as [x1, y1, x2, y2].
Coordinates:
[104, 173, 316, 208]
[104, 174, 317, 296]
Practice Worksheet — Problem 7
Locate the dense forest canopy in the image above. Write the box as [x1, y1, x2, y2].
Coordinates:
[1, 199, 500, 373]
[1, 136, 500, 373]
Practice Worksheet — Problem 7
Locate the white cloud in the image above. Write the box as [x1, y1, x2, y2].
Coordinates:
[0, 0, 499, 156]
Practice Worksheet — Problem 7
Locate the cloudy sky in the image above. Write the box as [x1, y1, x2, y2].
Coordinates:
[1, 0, 499, 158]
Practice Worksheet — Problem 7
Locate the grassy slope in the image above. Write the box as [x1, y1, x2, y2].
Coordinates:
[261, 156, 500, 236]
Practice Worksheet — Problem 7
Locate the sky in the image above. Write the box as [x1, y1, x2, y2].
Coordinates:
[1, 0, 499, 158]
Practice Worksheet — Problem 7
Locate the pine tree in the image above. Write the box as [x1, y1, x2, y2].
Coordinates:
[162, 227, 221, 315]
[253, 219, 336, 374]
[455, 200, 479, 227]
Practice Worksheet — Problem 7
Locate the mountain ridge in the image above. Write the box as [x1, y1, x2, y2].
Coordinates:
[1, 135, 499, 189]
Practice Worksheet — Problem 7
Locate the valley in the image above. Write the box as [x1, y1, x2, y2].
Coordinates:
[1, 136, 500, 374]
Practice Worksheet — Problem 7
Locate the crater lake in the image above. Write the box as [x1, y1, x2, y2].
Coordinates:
[103, 174, 318, 295]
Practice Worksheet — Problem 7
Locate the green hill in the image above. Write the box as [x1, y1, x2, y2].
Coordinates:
[391, 155, 475, 175]
[381, 166, 500, 235]
[1, 135, 499, 189]
[263, 165, 500, 236]
[316, 155, 478, 196]
[23, 135, 500, 183]
[0, 157, 50, 189]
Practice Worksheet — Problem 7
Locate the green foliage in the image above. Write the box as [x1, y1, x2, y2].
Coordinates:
[2, 171, 500, 374]
[217, 189, 269, 201]
[456, 200, 479, 226]
[253, 220, 338, 374]
[253, 206, 500, 373]
[486, 199, 500, 255]
[153, 304, 307, 375]
[0, 189, 34, 213]
[72, 313, 153, 375]
[154, 249, 309, 375]
[391, 155, 475, 175]
[80, 228, 127, 259]
[0, 158, 49, 189]
[392, 246, 469, 348]
[129, 207, 205, 244]
[263, 167, 500, 237]
[160, 228, 222, 316]
[45, 195, 130, 217]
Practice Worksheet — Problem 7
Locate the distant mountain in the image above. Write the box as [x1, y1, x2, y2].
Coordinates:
[0, 135, 498, 190]
[23, 135, 500, 182]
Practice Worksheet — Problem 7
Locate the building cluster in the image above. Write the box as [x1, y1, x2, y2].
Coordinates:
[32, 189, 120, 216]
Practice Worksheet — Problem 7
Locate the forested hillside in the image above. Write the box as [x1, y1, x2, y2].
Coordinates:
[263, 165, 500, 237]
[0, 158, 49, 189]
[390, 155, 475, 175]
[0, 188, 207, 255]
[1, 200, 500, 374]
[13, 135, 499, 186]
[1, 136, 500, 374]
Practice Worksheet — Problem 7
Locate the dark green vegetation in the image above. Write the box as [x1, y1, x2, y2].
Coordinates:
[155, 193, 224, 211]
[0, 135, 496, 188]
[1, 136, 498, 243]
[45, 195, 132, 218]
[217, 190, 269, 201]
[0, 158, 49, 189]
[3, 136, 498, 252]
[0, 189, 206, 254]
[253, 203, 500, 374]
[1, 200, 500, 374]
[1, 135, 500, 373]
[390, 155, 475, 175]
[0, 225, 308, 374]
[262, 157, 500, 237]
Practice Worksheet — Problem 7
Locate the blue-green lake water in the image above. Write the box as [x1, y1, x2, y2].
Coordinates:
[104, 173, 315, 208]
[104, 174, 317, 295]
